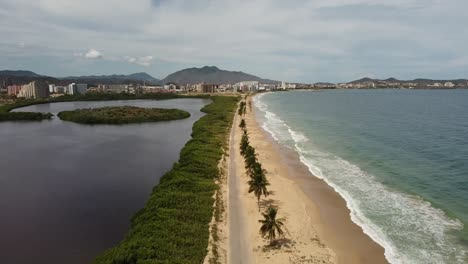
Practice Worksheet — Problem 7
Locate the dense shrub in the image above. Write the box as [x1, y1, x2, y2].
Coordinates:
[0, 93, 207, 122]
[0, 111, 52, 121]
[57, 106, 190, 124]
[93, 96, 239, 264]
[0, 100, 53, 121]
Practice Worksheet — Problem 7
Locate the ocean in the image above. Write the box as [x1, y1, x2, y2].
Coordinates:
[253, 89, 468, 264]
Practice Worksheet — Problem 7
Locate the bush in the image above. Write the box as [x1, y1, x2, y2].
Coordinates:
[93, 96, 239, 264]
[57, 106, 190, 125]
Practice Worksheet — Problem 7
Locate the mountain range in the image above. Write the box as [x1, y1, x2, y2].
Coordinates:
[2, 68, 467, 87]
[62, 72, 160, 83]
[349, 77, 468, 85]
[0, 66, 277, 86]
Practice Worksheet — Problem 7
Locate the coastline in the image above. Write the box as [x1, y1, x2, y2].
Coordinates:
[243, 95, 389, 263]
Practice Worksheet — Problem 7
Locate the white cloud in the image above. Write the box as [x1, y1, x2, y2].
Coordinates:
[0, 0, 467, 81]
[84, 49, 103, 59]
[125, 55, 154, 66]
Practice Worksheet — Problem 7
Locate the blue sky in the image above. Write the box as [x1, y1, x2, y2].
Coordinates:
[0, 0, 467, 83]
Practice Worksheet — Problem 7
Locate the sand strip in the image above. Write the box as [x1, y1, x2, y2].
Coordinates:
[239, 96, 389, 264]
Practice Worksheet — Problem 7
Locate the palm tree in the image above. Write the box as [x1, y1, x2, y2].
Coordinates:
[238, 101, 246, 116]
[244, 146, 258, 176]
[240, 131, 250, 156]
[251, 162, 267, 179]
[248, 170, 269, 210]
[259, 206, 285, 244]
[239, 119, 246, 129]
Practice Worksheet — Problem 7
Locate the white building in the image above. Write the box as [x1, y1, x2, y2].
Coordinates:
[67, 83, 88, 95]
[164, 84, 177, 90]
[281, 81, 286, 90]
[67, 83, 77, 95]
[49, 84, 56, 93]
[17, 81, 49, 99]
[444, 82, 455, 88]
[236, 81, 259, 92]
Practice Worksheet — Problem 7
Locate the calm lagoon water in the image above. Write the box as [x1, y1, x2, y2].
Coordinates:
[0, 99, 210, 264]
[254, 90, 468, 264]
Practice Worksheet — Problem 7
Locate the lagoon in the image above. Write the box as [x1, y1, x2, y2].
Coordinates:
[0, 99, 210, 264]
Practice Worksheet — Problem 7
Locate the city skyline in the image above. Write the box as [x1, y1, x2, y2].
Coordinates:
[1, 0, 468, 83]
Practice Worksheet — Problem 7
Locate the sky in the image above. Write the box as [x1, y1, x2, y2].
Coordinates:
[1, 0, 467, 83]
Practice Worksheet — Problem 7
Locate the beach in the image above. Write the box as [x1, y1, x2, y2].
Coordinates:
[227, 96, 389, 263]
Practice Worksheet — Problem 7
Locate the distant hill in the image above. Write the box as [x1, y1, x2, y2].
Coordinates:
[348, 77, 375, 84]
[0, 70, 58, 87]
[161, 66, 278, 85]
[348, 77, 468, 85]
[62, 72, 160, 84]
[0, 70, 43, 78]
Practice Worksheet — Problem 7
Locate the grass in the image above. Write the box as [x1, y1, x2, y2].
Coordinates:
[93, 96, 239, 264]
[57, 106, 190, 125]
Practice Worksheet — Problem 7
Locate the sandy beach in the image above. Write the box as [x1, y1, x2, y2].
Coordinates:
[226, 96, 389, 264]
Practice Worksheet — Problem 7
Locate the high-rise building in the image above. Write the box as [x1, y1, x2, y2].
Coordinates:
[67, 83, 77, 95]
[17, 81, 49, 99]
[67, 83, 88, 95]
[7, 85, 23, 96]
[76, 84, 88, 94]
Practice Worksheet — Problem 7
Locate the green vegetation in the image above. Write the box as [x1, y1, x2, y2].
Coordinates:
[93, 96, 239, 264]
[239, 119, 246, 129]
[58, 106, 190, 125]
[0, 100, 53, 121]
[259, 206, 285, 244]
[238, 101, 246, 116]
[0, 92, 207, 122]
[238, 99, 286, 244]
[0, 110, 52, 121]
[248, 170, 270, 210]
[239, 114, 270, 211]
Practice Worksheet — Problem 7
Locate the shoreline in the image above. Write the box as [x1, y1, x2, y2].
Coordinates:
[244, 95, 389, 263]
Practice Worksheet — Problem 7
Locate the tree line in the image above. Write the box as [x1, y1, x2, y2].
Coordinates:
[238, 99, 286, 246]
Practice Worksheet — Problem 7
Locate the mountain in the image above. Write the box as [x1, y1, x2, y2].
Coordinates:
[62, 72, 160, 83]
[0, 70, 43, 78]
[0, 71, 160, 86]
[161, 66, 278, 85]
[0, 70, 59, 87]
[349, 77, 375, 84]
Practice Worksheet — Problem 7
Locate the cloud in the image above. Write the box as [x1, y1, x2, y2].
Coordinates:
[1, 0, 468, 82]
[73, 49, 103, 59]
[84, 49, 103, 59]
[125, 55, 154, 66]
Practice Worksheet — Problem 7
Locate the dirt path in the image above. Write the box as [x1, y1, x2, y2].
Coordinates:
[228, 112, 254, 264]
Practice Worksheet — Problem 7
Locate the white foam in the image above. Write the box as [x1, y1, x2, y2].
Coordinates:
[253, 94, 468, 264]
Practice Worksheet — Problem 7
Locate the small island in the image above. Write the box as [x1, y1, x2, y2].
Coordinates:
[57, 106, 190, 124]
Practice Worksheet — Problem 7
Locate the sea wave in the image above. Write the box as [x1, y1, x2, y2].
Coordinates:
[253, 94, 467, 264]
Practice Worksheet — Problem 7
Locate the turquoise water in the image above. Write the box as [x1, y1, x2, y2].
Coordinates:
[254, 89, 468, 264]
